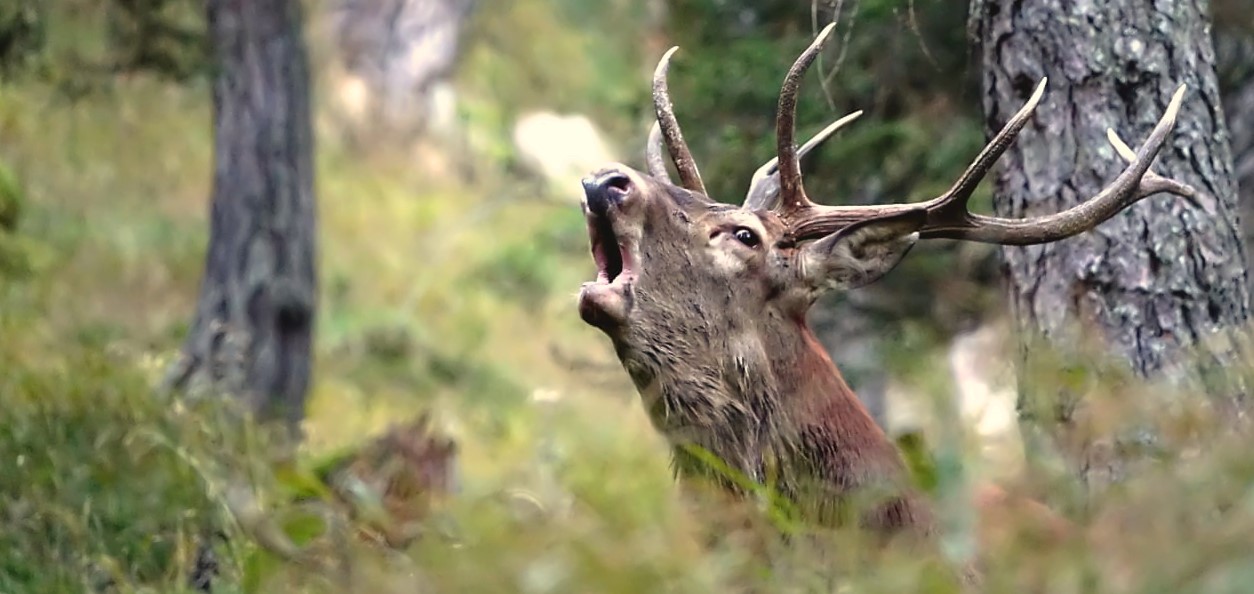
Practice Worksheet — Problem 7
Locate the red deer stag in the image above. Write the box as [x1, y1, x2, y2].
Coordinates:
[575, 23, 1196, 561]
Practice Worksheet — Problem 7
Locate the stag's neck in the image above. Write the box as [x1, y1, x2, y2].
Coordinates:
[769, 327, 916, 490]
[662, 318, 930, 532]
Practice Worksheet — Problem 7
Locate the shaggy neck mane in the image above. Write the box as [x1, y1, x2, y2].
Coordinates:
[670, 315, 934, 534]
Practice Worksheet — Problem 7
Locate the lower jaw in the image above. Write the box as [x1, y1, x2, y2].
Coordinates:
[578, 301, 617, 330]
[578, 282, 630, 330]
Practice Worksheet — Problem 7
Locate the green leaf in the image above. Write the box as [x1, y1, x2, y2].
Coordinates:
[895, 430, 939, 495]
[0, 160, 23, 232]
[278, 508, 327, 548]
[240, 549, 280, 594]
[274, 464, 334, 502]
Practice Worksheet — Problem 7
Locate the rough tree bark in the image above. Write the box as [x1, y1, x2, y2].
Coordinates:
[970, 0, 1250, 490]
[165, 0, 317, 434]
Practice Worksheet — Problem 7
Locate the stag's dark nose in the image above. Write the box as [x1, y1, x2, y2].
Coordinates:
[582, 171, 633, 218]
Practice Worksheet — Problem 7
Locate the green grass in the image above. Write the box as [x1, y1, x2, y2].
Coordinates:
[7, 2, 1254, 592]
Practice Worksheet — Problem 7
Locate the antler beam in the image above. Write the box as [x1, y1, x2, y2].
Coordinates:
[916, 84, 1196, 244]
[781, 82, 1197, 245]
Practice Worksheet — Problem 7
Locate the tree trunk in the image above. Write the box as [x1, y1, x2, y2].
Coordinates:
[970, 0, 1250, 490]
[327, 0, 474, 145]
[165, 0, 317, 434]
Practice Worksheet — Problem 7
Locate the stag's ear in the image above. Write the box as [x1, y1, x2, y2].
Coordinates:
[799, 210, 927, 292]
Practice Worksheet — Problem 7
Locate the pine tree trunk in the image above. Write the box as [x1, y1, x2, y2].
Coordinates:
[328, 0, 474, 144]
[165, 0, 317, 434]
[970, 0, 1249, 490]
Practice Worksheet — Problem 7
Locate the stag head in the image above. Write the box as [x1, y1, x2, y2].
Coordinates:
[577, 24, 1195, 475]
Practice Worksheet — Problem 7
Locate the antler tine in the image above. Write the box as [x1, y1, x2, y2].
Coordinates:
[921, 77, 1049, 218]
[645, 120, 671, 181]
[653, 46, 707, 195]
[922, 83, 1196, 245]
[1106, 125, 1198, 200]
[744, 110, 863, 211]
[775, 22, 839, 214]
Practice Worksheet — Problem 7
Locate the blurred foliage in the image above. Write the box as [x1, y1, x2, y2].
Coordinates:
[459, 0, 649, 128]
[470, 212, 587, 311]
[449, 0, 652, 178]
[0, 0, 207, 92]
[106, 0, 209, 81]
[0, 160, 23, 232]
[0, 307, 250, 592]
[0, 0, 44, 77]
[0, 232, 37, 280]
[668, 0, 982, 206]
[0, 159, 31, 278]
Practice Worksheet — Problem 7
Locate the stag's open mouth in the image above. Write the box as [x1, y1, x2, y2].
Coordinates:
[578, 168, 639, 329]
[579, 210, 637, 329]
[588, 214, 634, 285]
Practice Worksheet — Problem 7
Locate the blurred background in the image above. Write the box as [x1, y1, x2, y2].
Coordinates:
[1, 0, 1252, 591]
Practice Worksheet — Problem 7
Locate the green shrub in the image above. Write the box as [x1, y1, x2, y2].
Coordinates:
[0, 161, 22, 232]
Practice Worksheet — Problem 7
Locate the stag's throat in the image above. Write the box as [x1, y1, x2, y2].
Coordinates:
[613, 321, 917, 516]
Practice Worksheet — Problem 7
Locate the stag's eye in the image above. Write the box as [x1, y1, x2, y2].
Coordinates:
[733, 227, 761, 248]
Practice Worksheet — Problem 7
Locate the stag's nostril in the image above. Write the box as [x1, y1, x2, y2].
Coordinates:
[583, 171, 634, 217]
[602, 173, 632, 194]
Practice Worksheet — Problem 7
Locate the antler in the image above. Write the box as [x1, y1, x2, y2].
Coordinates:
[645, 120, 669, 181]
[772, 23, 841, 215]
[766, 24, 1199, 246]
[743, 110, 863, 211]
[653, 47, 707, 195]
